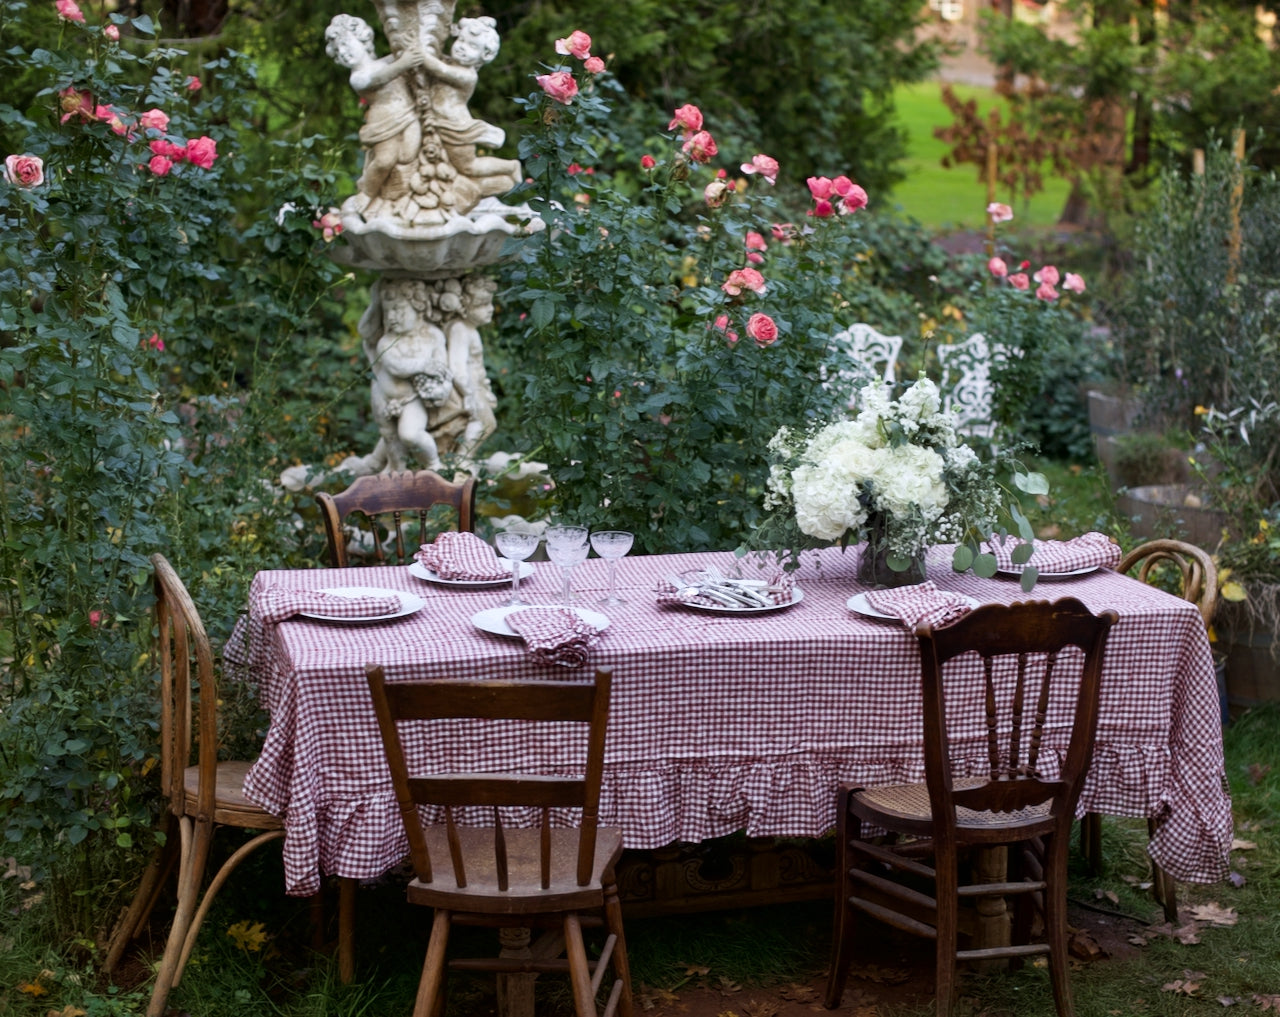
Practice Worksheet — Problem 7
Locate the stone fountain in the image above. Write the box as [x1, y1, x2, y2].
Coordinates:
[320, 0, 541, 477]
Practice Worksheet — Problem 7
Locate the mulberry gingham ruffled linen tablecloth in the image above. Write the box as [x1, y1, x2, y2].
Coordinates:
[228, 546, 1232, 896]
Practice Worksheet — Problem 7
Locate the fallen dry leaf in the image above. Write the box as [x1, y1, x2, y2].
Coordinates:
[1069, 929, 1106, 961]
[679, 963, 711, 978]
[716, 976, 742, 994]
[1162, 978, 1202, 996]
[1228, 871, 1247, 888]
[847, 964, 910, 985]
[3, 856, 33, 882]
[47, 1008, 87, 1017]
[778, 983, 817, 1002]
[1094, 888, 1120, 905]
[1215, 996, 1239, 1006]
[1231, 838, 1258, 851]
[1189, 902, 1239, 927]
[1246, 763, 1271, 785]
[1255, 994, 1280, 1011]
[741, 999, 780, 1017]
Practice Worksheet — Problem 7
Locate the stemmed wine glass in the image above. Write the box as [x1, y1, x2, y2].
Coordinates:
[544, 525, 590, 605]
[590, 530, 634, 607]
[493, 530, 541, 606]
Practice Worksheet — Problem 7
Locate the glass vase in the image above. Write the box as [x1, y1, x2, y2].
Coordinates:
[857, 523, 926, 589]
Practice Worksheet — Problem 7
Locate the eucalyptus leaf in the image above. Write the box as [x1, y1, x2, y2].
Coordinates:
[1020, 567, 1040, 592]
[1011, 542, 1035, 566]
[973, 553, 999, 579]
[1014, 471, 1050, 495]
[952, 544, 975, 571]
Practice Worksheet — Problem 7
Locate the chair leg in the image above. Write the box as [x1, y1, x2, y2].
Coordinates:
[933, 845, 959, 1017]
[564, 912, 598, 1017]
[146, 815, 210, 1017]
[824, 789, 857, 1009]
[1080, 813, 1102, 874]
[413, 908, 452, 1017]
[1042, 834, 1075, 1017]
[602, 879, 634, 1017]
[1148, 818, 1178, 923]
[103, 814, 180, 973]
[338, 876, 357, 983]
[172, 829, 285, 987]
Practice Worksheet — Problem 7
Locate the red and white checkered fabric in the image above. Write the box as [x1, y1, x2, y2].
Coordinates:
[414, 531, 508, 581]
[987, 531, 1121, 572]
[505, 607, 600, 668]
[863, 581, 974, 630]
[229, 544, 1231, 897]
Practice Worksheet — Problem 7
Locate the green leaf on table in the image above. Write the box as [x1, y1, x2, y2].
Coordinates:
[973, 553, 998, 578]
[1014, 471, 1050, 495]
[1011, 542, 1035, 566]
[1010, 501, 1035, 540]
[1020, 566, 1039, 592]
[886, 553, 912, 572]
[952, 544, 975, 571]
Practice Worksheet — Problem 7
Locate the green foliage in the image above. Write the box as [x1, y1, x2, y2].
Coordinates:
[496, 64, 872, 553]
[0, 2, 351, 932]
[475, 0, 939, 198]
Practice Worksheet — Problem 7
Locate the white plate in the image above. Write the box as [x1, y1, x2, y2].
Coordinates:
[847, 590, 980, 621]
[995, 565, 1100, 581]
[298, 586, 426, 623]
[408, 559, 533, 588]
[676, 588, 805, 614]
[471, 605, 611, 638]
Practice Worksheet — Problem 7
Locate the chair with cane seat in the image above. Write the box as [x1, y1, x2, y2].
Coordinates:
[102, 553, 285, 1017]
[1078, 538, 1218, 921]
[824, 598, 1117, 1017]
[317, 468, 477, 567]
[365, 665, 633, 1017]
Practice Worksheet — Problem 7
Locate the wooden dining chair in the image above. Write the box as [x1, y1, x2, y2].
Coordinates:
[103, 554, 286, 1017]
[365, 665, 632, 1017]
[317, 468, 477, 567]
[824, 599, 1117, 1017]
[1079, 537, 1218, 921]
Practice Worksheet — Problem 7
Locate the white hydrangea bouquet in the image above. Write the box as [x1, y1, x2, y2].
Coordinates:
[757, 377, 1048, 588]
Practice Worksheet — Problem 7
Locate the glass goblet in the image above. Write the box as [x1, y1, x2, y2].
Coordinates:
[544, 525, 590, 605]
[494, 530, 541, 606]
[590, 530, 634, 607]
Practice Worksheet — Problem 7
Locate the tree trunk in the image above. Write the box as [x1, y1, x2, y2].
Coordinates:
[1127, 0, 1156, 177]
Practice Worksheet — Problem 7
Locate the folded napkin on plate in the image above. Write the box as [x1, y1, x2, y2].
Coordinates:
[415, 531, 509, 581]
[863, 581, 974, 631]
[655, 569, 795, 609]
[257, 586, 403, 622]
[504, 607, 600, 668]
[987, 531, 1120, 573]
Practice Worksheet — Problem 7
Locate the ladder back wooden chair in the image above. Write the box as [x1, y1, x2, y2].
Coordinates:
[365, 665, 632, 1017]
[317, 468, 477, 567]
[103, 554, 286, 1017]
[1079, 538, 1218, 921]
[824, 598, 1117, 1017]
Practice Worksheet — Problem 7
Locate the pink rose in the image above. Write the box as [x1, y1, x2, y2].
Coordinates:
[839, 184, 868, 213]
[744, 231, 767, 265]
[721, 267, 766, 296]
[554, 30, 592, 60]
[809, 198, 834, 218]
[1063, 272, 1086, 294]
[584, 55, 605, 74]
[103, 23, 119, 41]
[704, 179, 729, 207]
[747, 313, 778, 348]
[312, 211, 343, 242]
[1034, 264, 1060, 287]
[59, 87, 94, 123]
[640, 154, 655, 170]
[147, 155, 172, 176]
[987, 202, 1013, 223]
[667, 104, 703, 135]
[771, 222, 795, 243]
[89, 609, 102, 627]
[1019, 259, 1031, 270]
[1035, 282, 1059, 301]
[55, 0, 85, 23]
[95, 105, 130, 136]
[138, 108, 169, 133]
[807, 176, 834, 200]
[145, 332, 164, 351]
[184, 135, 217, 169]
[567, 162, 584, 175]
[712, 314, 739, 344]
[987, 257, 1008, 278]
[536, 71, 578, 105]
[1008, 273, 1030, 291]
[682, 130, 717, 163]
[740, 153, 779, 185]
[150, 139, 186, 162]
[185, 75, 202, 91]
[714, 314, 731, 330]
[4, 154, 45, 188]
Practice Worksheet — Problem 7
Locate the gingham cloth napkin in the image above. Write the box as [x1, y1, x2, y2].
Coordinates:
[863, 581, 975, 630]
[504, 607, 601, 668]
[987, 531, 1121, 573]
[414, 531, 509, 581]
[655, 569, 795, 608]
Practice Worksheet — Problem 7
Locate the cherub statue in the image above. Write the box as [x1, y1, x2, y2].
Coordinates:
[440, 275, 499, 461]
[325, 14, 424, 216]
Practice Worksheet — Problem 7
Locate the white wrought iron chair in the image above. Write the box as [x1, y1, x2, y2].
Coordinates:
[938, 333, 1021, 439]
[823, 323, 903, 407]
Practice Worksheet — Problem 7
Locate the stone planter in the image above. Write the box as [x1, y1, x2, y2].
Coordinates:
[1218, 587, 1280, 716]
[1115, 484, 1230, 549]
[1087, 388, 1140, 441]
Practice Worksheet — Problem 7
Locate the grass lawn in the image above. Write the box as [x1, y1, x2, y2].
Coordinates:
[888, 81, 1074, 233]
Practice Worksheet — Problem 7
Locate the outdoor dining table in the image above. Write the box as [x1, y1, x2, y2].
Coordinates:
[230, 542, 1231, 970]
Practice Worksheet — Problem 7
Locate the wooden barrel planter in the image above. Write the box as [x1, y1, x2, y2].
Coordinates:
[1218, 587, 1280, 716]
[1116, 484, 1230, 548]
